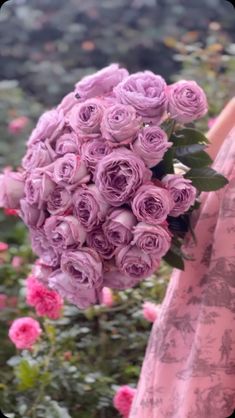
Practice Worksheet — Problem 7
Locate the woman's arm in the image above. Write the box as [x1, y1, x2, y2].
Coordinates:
[206, 97, 235, 160]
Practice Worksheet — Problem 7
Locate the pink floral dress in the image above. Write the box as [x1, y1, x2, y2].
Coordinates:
[130, 128, 235, 418]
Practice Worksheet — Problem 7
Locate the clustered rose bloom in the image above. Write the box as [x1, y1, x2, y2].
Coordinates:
[26, 276, 63, 319]
[142, 301, 161, 323]
[8, 317, 42, 349]
[0, 64, 206, 308]
[113, 385, 137, 418]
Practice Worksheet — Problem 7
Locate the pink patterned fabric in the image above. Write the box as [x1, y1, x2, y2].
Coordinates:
[130, 128, 235, 418]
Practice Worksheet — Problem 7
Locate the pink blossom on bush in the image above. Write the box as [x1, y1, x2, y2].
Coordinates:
[208, 117, 217, 129]
[0, 242, 8, 252]
[113, 385, 136, 418]
[26, 276, 63, 319]
[8, 317, 42, 349]
[4, 208, 18, 216]
[8, 116, 29, 135]
[11, 256, 23, 270]
[142, 301, 161, 323]
[101, 287, 114, 307]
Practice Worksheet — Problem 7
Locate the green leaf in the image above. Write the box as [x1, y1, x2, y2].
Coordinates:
[44, 398, 72, 418]
[174, 147, 212, 168]
[163, 248, 185, 270]
[15, 359, 40, 390]
[161, 118, 175, 137]
[162, 147, 174, 173]
[172, 128, 209, 146]
[185, 167, 229, 191]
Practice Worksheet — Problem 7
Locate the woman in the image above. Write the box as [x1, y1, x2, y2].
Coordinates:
[129, 98, 235, 418]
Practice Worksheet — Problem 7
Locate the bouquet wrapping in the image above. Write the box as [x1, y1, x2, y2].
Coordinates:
[0, 64, 228, 308]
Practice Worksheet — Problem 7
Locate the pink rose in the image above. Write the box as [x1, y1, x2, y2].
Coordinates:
[24, 173, 55, 208]
[132, 126, 172, 167]
[49, 269, 103, 308]
[8, 116, 29, 135]
[57, 92, 78, 115]
[55, 131, 81, 155]
[44, 215, 86, 249]
[103, 208, 136, 247]
[8, 317, 42, 349]
[73, 184, 109, 231]
[30, 228, 60, 267]
[132, 184, 173, 224]
[27, 108, 65, 147]
[116, 245, 160, 281]
[22, 140, 55, 171]
[101, 287, 114, 307]
[87, 227, 116, 260]
[142, 301, 160, 323]
[114, 71, 167, 122]
[208, 117, 217, 129]
[113, 385, 136, 418]
[69, 99, 104, 139]
[20, 199, 46, 228]
[81, 138, 111, 175]
[101, 104, 141, 147]
[0, 242, 8, 252]
[75, 63, 128, 99]
[103, 268, 140, 290]
[51, 153, 90, 186]
[11, 256, 23, 271]
[0, 294, 7, 310]
[132, 222, 171, 257]
[31, 259, 54, 286]
[26, 276, 63, 320]
[95, 148, 151, 206]
[162, 174, 197, 216]
[47, 185, 72, 215]
[167, 80, 208, 123]
[0, 171, 25, 209]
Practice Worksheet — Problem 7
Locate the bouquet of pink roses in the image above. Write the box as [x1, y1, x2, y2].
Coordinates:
[0, 64, 228, 308]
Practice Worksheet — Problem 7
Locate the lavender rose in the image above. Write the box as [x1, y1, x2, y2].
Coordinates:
[49, 269, 103, 309]
[132, 126, 172, 167]
[103, 208, 137, 246]
[101, 104, 141, 147]
[132, 222, 171, 257]
[52, 153, 89, 186]
[95, 148, 151, 206]
[30, 228, 60, 267]
[116, 245, 160, 281]
[114, 71, 167, 122]
[70, 99, 104, 139]
[75, 63, 128, 99]
[44, 215, 86, 249]
[162, 174, 197, 216]
[0, 171, 25, 209]
[47, 186, 72, 215]
[22, 140, 55, 171]
[132, 184, 173, 224]
[87, 227, 115, 260]
[73, 184, 109, 231]
[25, 173, 55, 208]
[167, 80, 208, 123]
[81, 139, 111, 174]
[60, 247, 103, 290]
[27, 109, 65, 147]
[32, 259, 54, 286]
[103, 269, 141, 290]
[55, 131, 81, 156]
[20, 199, 46, 228]
[57, 92, 78, 115]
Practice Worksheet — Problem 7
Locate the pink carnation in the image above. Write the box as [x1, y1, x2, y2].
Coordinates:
[26, 276, 63, 319]
[8, 317, 42, 349]
[113, 385, 136, 418]
[142, 301, 161, 323]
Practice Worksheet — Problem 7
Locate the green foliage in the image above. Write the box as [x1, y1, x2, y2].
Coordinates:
[185, 167, 229, 191]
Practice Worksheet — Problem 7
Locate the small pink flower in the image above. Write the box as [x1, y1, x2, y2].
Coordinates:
[142, 301, 161, 323]
[26, 276, 63, 320]
[8, 317, 42, 349]
[8, 116, 29, 135]
[0, 242, 8, 252]
[11, 256, 23, 270]
[4, 208, 18, 216]
[101, 287, 114, 307]
[113, 385, 136, 418]
[0, 294, 7, 310]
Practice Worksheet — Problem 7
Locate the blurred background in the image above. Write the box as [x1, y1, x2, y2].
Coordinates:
[0, 1, 234, 417]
